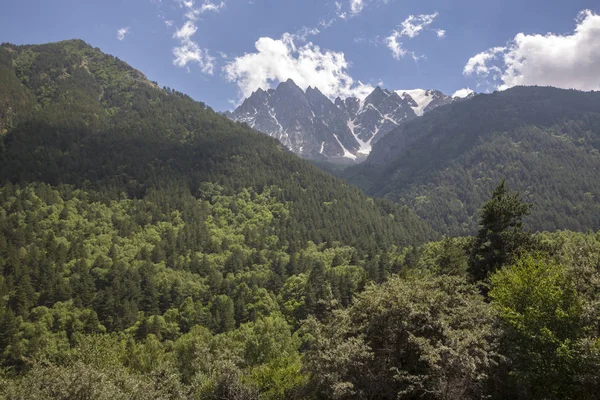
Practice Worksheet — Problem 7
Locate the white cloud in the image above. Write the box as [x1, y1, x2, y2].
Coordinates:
[463, 47, 505, 75]
[172, 20, 215, 72]
[350, 0, 364, 15]
[385, 12, 445, 60]
[452, 87, 474, 98]
[171, 0, 224, 73]
[176, 0, 194, 8]
[385, 32, 406, 59]
[174, 20, 197, 40]
[223, 35, 374, 101]
[400, 12, 438, 38]
[336, 0, 395, 18]
[319, 17, 337, 29]
[185, 0, 225, 20]
[292, 26, 321, 42]
[335, 1, 343, 14]
[157, 9, 174, 27]
[173, 40, 215, 73]
[117, 27, 130, 41]
[199, 0, 224, 13]
[464, 10, 600, 91]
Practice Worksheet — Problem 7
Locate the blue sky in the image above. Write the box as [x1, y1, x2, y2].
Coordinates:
[2, 0, 599, 110]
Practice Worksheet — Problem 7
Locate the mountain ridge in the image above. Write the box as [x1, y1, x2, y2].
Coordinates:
[344, 85, 600, 235]
[226, 79, 469, 161]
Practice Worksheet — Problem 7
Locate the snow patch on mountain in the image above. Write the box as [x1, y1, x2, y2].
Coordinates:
[333, 133, 357, 160]
[397, 89, 434, 116]
[347, 119, 371, 155]
[269, 108, 284, 132]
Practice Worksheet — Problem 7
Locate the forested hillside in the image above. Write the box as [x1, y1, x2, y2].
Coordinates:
[2, 40, 600, 400]
[344, 86, 600, 235]
[0, 40, 433, 249]
[0, 40, 435, 396]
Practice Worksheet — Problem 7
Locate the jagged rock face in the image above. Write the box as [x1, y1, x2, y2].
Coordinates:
[227, 80, 458, 161]
[226, 80, 355, 159]
[340, 87, 417, 155]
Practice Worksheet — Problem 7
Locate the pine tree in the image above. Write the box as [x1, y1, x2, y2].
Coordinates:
[438, 236, 468, 276]
[0, 309, 17, 351]
[139, 263, 159, 314]
[468, 179, 534, 282]
[306, 260, 331, 319]
[70, 261, 95, 308]
[10, 272, 35, 316]
[212, 295, 235, 333]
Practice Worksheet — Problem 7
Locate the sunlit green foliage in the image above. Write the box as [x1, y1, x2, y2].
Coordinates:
[302, 274, 499, 399]
[490, 254, 588, 399]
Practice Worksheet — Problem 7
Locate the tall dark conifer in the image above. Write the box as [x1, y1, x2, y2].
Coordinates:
[468, 179, 533, 282]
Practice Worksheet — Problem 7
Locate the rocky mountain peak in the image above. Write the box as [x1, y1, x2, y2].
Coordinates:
[227, 79, 458, 162]
[277, 78, 303, 92]
[364, 86, 388, 106]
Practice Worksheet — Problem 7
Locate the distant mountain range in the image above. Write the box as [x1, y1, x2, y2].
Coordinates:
[226, 79, 472, 161]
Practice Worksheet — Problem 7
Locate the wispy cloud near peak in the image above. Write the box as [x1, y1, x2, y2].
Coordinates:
[385, 12, 445, 60]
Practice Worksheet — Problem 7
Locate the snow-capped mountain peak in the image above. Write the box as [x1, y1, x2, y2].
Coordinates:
[227, 80, 458, 162]
[396, 89, 453, 116]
